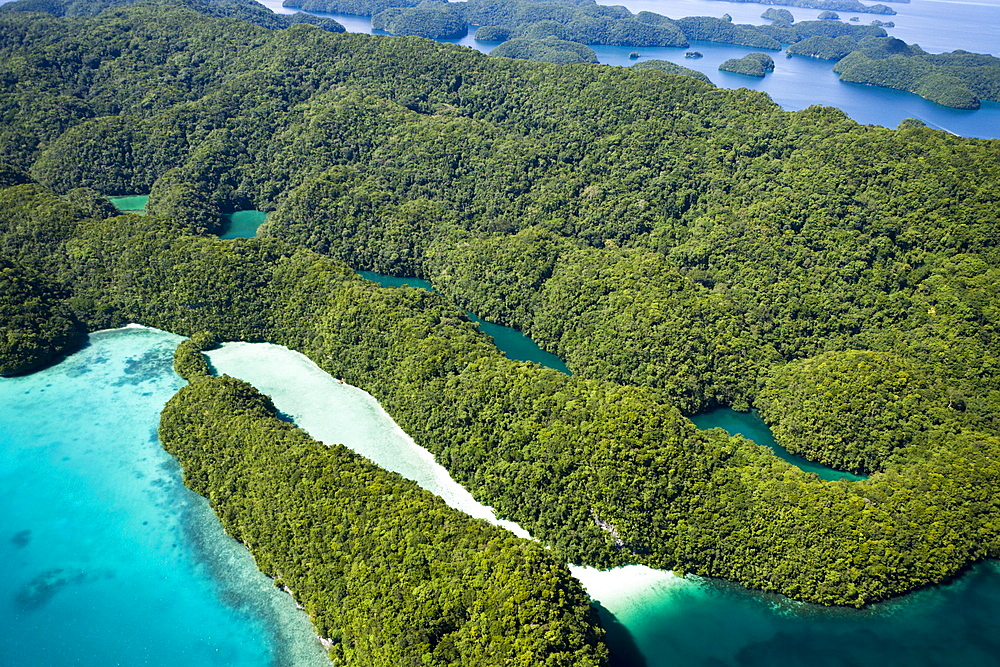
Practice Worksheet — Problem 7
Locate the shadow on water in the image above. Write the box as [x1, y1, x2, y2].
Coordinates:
[592, 601, 648, 667]
[355, 271, 570, 373]
[690, 408, 866, 482]
[218, 210, 267, 239]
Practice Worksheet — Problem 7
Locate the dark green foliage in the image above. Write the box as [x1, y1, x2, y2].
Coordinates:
[0, 0, 346, 32]
[64, 187, 119, 220]
[474, 25, 510, 40]
[490, 36, 598, 64]
[161, 375, 609, 666]
[372, 2, 467, 38]
[757, 18, 886, 44]
[3, 6, 1000, 610]
[0, 163, 33, 187]
[817, 10, 839, 19]
[762, 8, 794, 22]
[172, 339, 212, 380]
[147, 168, 225, 235]
[786, 34, 859, 60]
[456, 0, 688, 48]
[757, 351, 954, 473]
[833, 41, 1000, 109]
[0, 181, 95, 271]
[172, 330, 217, 380]
[676, 16, 781, 50]
[631, 59, 713, 84]
[0, 259, 84, 375]
[719, 52, 775, 77]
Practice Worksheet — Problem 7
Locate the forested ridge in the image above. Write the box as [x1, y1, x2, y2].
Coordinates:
[161, 356, 608, 666]
[1, 0, 1000, 619]
[8, 0, 997, 108]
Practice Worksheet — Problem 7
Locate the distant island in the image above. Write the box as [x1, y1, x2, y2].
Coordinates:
[719, 52, 776, 76]
[266, 0, 1000, 112]
[4, 0, 1000, 623]
[706, 0, 897, 15]
[783, 33, 1000, 109]
[279, 0, 895, 52]
[269, 0, 1000, 115]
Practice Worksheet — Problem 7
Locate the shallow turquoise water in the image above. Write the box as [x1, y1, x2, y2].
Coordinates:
[356, 270, 570, 373]
[594, 558, 1000, 667]
[0, 326, 330, 667]
[202, 338, 1000, 667]
[690, 408, 866, 481]
[108, 194, 149, 214]
[219, 210, 268, 239]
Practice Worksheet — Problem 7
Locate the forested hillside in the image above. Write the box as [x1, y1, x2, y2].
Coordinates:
[161, 359, 608, 666]
[2, 1, 1000, 615]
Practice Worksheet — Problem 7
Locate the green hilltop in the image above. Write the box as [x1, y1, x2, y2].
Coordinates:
[2, 8, 1000, 663]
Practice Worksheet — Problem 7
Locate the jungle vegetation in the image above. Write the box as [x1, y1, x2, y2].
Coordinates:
[1, 1, 1000, 616]
[161, 366, 609, 666]
[0, 0, 346, 31]
[718, 51, 775, 76]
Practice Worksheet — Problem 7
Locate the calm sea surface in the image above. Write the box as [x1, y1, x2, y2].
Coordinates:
[0, 327, 330, 667]
[4, 0, 1000, 664]
[254, 0, 1000, 138]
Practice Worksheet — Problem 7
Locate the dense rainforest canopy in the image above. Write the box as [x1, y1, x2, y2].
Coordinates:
[162, 354, 608, 666]
[2, 0, 1000, 635]
[8, 0, 997, 107]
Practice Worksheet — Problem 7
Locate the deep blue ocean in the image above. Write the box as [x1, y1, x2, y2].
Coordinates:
[3, 0, 1000, 664]
[255, 0, 1000, 138]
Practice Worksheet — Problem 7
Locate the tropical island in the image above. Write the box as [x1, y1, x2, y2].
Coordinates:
[719, 51, 776, 76]
[268, 0, 1000, 110]
[2, 0, 1000, 662]
[707, 0, 898, 15]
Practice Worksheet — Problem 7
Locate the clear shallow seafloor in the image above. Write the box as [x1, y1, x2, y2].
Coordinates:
[0, 326, 330, 667]
[205, 339, 1000, 667]
[205, 341, 531, 538]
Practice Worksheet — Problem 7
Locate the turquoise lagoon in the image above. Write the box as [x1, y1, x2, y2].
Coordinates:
[0, 326, 330, 667]
[206, 337, 1000, 667]
[356, 270, 570, 373]
[691, 408, 866, 482]
[106, 197, 267, 239]
[108, 194, 149, 214]
[219, 210, 268, 239]
[5, 325, 1000, 665]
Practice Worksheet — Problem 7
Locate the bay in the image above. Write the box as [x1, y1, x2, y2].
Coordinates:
[205, 336, 1000, 667]
[266, 0, 1000, 138]
[356, 270, 570, 373]
[691, 408, 866, 481]
[0, 326, 331, 667]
